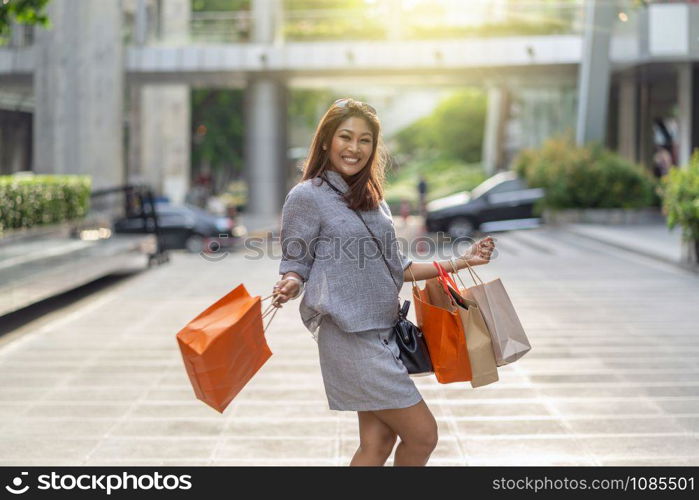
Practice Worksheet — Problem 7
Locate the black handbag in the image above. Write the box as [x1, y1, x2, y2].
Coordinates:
[322, 175, 433, 375]
[394, 300, 433, 375]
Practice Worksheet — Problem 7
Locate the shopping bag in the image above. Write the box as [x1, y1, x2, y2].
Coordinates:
[410, 268, 472, 384]
[453, 261, 531, 366]
[176, 284, 275, 413]
[436, 262, 499, 388]
[435, 262, 498, 386]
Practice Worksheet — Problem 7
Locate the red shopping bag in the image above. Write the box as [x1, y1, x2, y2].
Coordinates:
[176, 284, 275, 413]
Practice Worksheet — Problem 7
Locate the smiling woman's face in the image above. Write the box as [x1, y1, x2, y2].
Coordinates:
[326, 116, 374, 177]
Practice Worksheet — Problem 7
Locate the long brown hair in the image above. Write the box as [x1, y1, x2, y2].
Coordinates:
[301, 98, 388, 211]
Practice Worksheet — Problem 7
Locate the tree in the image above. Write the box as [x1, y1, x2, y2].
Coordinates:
[394, 89, 487, 163]
[191, 89, 245, 192]
[288, 88, 334, 130]
[0, 0, 50, 40]
[192, 0, 249, 12]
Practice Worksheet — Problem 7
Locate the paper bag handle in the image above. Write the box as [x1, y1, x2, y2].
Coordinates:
[261, 294, 281, 332]
[448, 257, 485, 287]
[407, 264, 418, 289]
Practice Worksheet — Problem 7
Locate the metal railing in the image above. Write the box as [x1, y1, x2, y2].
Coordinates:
[125, 0, 588, 46]
[89, 184, 168, 265]
[190, 10, 253, 43]
[13, 0, 685, 48]
[282, 0, 586, 41]
[0, 24, 34, 48]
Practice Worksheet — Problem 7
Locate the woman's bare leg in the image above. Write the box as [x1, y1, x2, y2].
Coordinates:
[370, 399, 438, 466]
[350, 411, 398, 466]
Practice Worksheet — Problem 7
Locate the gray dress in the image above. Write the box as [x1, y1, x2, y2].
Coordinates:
[279, 170, 422, 411]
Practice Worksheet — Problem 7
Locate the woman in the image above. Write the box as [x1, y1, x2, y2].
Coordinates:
[273, 98, 495, 466]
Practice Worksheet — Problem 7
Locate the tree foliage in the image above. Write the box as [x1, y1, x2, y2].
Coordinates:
[288, 88, 334, 130]
[284, 0, 366, 10]
[0, 0, 50, 39]
[661, 152, 699, 241]
[394, 89, 487, 163]
[191, 89, 245, 190]
[192, 0, 249, 12]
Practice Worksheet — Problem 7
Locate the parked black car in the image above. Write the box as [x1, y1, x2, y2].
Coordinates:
[425, 172, 544, 238]
[113, 202, 244, 253]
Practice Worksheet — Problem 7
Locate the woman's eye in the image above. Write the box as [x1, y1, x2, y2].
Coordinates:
[339, 135, 370, 143]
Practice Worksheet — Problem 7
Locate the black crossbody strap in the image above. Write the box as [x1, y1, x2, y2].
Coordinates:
[321, 176, 401, 292]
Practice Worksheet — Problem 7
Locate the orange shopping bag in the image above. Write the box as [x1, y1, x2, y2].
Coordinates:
[409, 266, 472, 384]
[176, 284, 276, 413]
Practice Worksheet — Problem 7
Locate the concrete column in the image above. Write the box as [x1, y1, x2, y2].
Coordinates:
[132, 0, 191, 203]
[244, 77, 288, 227]
[678, 63, 694, 167]
[638, 81, 653, 169]
[617, 75, 638, 162]
[252, 0, 283, 45]
[482, 87, 508, 176]
[139, 85, 191, 203]
[386, 0, 403, 41]
[127, 83, 142, 185]
[576, 0, 615, 145]
[159, 0, 190, 44]
[33, 0, 124, 190]
[134, 0, 149, 45]
[246, 0, 287, 228]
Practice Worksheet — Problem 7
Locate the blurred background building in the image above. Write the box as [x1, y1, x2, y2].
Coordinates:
[0, 0, 697, 228]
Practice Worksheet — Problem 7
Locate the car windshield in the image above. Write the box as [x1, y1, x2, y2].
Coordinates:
[470, 172, 517, 199]
[183, 204, 217, 219]
[153, 203, 211, 218]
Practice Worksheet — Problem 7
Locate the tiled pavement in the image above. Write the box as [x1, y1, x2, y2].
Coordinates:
[1, 225, 699, 466]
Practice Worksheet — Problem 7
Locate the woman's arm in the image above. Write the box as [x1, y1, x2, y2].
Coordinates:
[273, 185, 321, 307]
[403, 236, 495, 282]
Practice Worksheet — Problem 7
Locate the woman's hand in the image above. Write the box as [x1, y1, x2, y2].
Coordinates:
[272, 273, 302, 308]
[460, 236, 496, 266]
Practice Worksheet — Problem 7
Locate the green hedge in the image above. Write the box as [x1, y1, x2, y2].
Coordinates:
[0, 175, 91, 235]
[661, 152, 699, 241]
[513, 137, 658, 212]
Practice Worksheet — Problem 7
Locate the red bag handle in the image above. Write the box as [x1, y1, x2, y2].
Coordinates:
[432, 261, 459, 297]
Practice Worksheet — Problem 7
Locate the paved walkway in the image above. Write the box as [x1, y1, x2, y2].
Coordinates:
[1, 225, 698, 466]
[562, 222, 685, 268]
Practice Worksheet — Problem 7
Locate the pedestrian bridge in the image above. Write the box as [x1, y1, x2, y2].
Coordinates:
[127, 35, 581, 85]
[1, 35, 581, 85]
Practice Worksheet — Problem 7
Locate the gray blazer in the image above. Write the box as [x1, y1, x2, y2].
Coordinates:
[279, 170, 412, 337]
